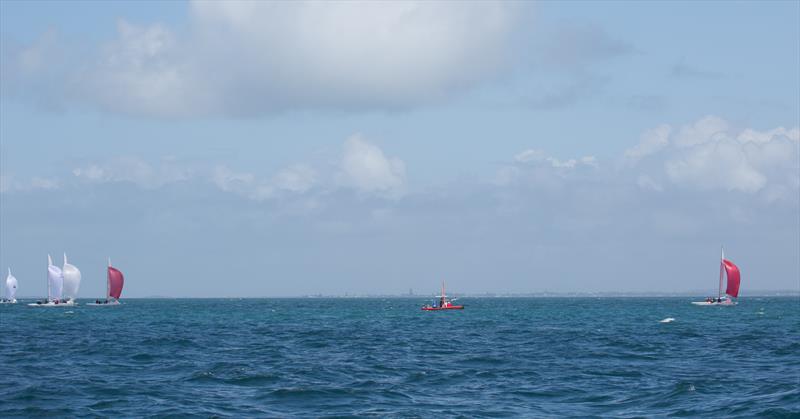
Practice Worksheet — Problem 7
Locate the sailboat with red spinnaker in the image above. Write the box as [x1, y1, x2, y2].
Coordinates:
[692, 247, 741, 306]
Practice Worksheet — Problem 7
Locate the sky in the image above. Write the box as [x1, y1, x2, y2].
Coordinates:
[1, 0, 798, 297]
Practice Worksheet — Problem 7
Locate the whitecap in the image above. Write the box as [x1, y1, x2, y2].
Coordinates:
[659, 317, 675, 323]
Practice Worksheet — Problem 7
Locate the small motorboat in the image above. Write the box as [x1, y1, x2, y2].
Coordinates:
[422, 281, 464, 311]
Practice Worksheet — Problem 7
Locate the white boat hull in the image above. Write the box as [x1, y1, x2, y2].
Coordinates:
[27, 301, 78, 307]
[691, 300, 737, 306]
[0, 299, 17, 304]
[86, 301, 121, 306]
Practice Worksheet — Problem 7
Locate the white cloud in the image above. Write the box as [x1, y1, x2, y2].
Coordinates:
[3, 2, 526, 117]
[72, 157, 191, 189]
[624, 116, 799, 197]
[636, 175, 662, 191]
[514, 148, 598, 170]
[29, 177, 60, 190]
[273, 165, 316, 193]
[0, 174, 60, 192]
[665, 138, 768, 193]
[86, 21, 195, 117]
[339, 135, 406, 196]
[624, 124, 671, 162]
[673, 115, 728, 147]
[212, 165, 256, 192]
[500, 148, 600, 188]
[212, 135, 402, 200]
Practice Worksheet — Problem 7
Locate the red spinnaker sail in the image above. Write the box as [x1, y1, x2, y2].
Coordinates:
[723, 259, 740, 298]
[108, 266, 124, 299]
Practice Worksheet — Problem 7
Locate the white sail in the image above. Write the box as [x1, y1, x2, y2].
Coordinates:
[48, 260, 63, 301]
[5, 268, 18, 300]
[62, 253, 81, 300]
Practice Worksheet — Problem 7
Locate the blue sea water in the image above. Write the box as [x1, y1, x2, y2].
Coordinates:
[1, 297, 798, 417]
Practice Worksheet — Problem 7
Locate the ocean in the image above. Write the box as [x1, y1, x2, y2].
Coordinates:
[1, 297, 798, 417]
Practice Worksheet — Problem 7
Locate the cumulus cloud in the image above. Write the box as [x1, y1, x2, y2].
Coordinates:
[211, 163, 317, 201]
[636, 175, 662, 192]
[624, 124, 671, 162]
[625, 116, 799, 198]
[514, 149, 598, 169]
[209, 135, 402, 200]
[273, 165, 317, 193]
[72, 156, 191, 189]
[2, 1, 526, 117]
[496, 148, 600, 188]
[0, 174, 60, 192]
[339, 135, 406, 196]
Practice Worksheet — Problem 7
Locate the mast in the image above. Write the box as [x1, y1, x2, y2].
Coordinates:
[107, 257, 111, 299]
[718, 246, 725, 300]
[47, 254, 52, 302]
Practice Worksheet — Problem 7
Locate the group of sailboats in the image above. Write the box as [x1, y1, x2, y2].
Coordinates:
[0, 255, 125, 307]
[4, 247, 741, 308]
[28, 254, 79, 307]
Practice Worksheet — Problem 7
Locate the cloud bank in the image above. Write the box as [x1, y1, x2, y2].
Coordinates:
[625, 116, 799, 200]
[2, 1, 527, 117]
[2, 117, 798, 294]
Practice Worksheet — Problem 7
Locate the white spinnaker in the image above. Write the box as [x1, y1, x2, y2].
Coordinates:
[62, 254, 81, 300]
[48, 263, 63, 301]
[5, 269, 17, 300]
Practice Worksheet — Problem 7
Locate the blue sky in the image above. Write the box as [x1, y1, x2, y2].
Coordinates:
[1, 1, 798, 297]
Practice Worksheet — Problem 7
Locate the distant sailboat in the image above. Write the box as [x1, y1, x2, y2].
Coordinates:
[62, 253, 82, 303]
[88, 258, 125, 306]
[692, 247, 741, 306]
[28, 254, 75, 307]
[1, 268, 18, 304]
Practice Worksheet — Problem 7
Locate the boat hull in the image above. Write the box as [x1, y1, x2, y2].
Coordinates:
[0, 300, 17, 304]
[86, 301, 121, 306]
[27, 301, 78, 307]
[421, 305, 464, 311]
[691, 301, 736, 306]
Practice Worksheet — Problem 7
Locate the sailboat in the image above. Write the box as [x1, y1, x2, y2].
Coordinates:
[87, 258, 125, 306]
[421, 281, 464, 311]
[62, 253, 82, 303]
[29, 254, 75, 307]
[692, 247, 741, 306]
[1, 268, 18, 304]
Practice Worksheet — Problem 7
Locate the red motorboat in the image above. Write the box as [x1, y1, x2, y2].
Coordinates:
[421, 281, 464, 311]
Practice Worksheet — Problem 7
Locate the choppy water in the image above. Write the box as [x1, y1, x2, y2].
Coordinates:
[1, 298, 798, 417]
